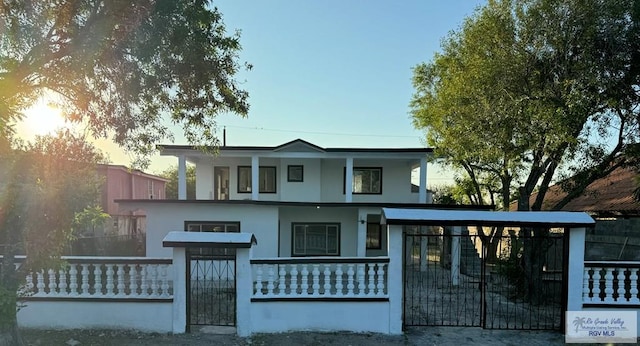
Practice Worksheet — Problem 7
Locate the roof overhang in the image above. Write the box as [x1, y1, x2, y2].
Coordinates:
[381, 208, 595, 228]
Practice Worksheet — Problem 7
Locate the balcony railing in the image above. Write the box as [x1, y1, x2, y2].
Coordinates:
[15, 256, 173, 299]
[583, 261, 640, 306]
[250, 257, 389, 300]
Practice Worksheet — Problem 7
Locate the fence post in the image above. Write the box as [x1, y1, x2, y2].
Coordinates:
[387, 224, 403, 334]
[236, 246, 253, 337]
[451, 226, 461, 286]
[567, 227, 586, 312]
[171, 247, 187, 333]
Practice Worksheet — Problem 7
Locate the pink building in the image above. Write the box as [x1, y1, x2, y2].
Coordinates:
[97, 164, 168, 236]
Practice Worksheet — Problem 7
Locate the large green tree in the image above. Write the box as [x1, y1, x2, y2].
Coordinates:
[0, 0, 250, 164]
[0, 131, 104, 344]
[411, 0, 639, 302]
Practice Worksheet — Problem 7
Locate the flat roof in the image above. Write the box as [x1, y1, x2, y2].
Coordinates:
[381, 208, 595, 228]
[162, 231, 257, 248]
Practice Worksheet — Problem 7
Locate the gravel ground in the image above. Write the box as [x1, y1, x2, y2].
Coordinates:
[21, 327, 574, 346]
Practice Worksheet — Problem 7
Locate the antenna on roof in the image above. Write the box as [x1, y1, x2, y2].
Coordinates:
[223, 126, 226, 146]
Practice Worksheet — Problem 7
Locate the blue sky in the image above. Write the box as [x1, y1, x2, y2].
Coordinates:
[17, 1, 487, 184]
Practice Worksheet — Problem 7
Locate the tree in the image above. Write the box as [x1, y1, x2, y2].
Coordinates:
[159, 164, 196, 200]
[0, 0, 250, 166]
[411, 0, 640, 303]
[0, 131, 104, 344]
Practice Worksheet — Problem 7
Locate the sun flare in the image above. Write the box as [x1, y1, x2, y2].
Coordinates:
[18, 98, 69, 138]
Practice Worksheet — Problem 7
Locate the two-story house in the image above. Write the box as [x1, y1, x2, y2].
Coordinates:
[118, 139, 433, 258]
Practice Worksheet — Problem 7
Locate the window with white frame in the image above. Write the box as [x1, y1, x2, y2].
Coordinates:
[292, 223, 340, 256]
[343, 167, 382, 194]
[237, 166, 276, 193]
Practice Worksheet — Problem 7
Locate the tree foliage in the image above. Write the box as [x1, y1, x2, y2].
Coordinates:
[159, 164, 196, 200]
[411, 0, 640, 212]
[0, 130, 104, 343]
[0, 0, 250, 165]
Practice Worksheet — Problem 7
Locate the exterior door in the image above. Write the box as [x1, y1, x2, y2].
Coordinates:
[214, 167, 229, 200]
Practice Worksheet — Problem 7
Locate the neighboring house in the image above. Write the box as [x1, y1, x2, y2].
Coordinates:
[118, 139, 436, 257]
[97, 164, 169, 236]
[526, 165, 640, 260]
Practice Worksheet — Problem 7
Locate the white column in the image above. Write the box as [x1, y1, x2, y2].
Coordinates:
[357, 209, 367, 257]
[251, 155, 259, 201]
[387, 224, 403, 334]
[236, 246, 254, 337]
[419, 157, 427, 203]
[567, 227, 586, 312]
[345, 157, 353, 203]
[178, 155, 187, 200]
[171, 247, 186, 333]
[451, 226, 461, 286]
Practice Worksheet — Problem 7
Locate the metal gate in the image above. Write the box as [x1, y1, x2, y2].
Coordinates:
[403, 226, 566, 330]
[186, 246, 236, 330]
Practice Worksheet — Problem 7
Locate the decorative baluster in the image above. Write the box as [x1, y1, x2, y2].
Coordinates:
[346, 264, 355, 296]
[323, 264, 332, 295]
[105, 264, 115, 296]
[300, 265, 309, 296]
[94, 264, 103, 296]
[290, 265, 299, 296]
[81, 264, 90, 295]
[58, 269, 68, 296]
[604, 268, 614, 303]
[140, 265, 148, 297]
[25, 273, 34, 293]
[68, 264, 78, 296]
[266, 265, 275, 296]
[357, 264, 366, 296]
[161, 264, 170, 297]
[376, 263, 385, 296]
[312, 265, 321, 296]
[149, 265, 159, 297]
[36, 271, 45, 296]
[48, 269, 58, 296]
[116, 264, 126, 296]
[630, 268, 639, 304]
[129, 264, 139, 297]
[615, 269, 625, 302]
[583, 268, 592, 303]
[278, 265, 287, 296]
[367, 264, 376, 296]
[335, 264, 344, 296]
[592, 267, 601, 302]
[255, 264, 263, 297]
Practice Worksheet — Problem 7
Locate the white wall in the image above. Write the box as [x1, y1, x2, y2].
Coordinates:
[143, 202, 279, 258]
[18, 301, 172, 332]
[279, 158, 322, 202]
[248, 301, 391, 334]
[278, 207, 359, 257]
[195, 162, 213, 199]
[320, 159, 417, 203]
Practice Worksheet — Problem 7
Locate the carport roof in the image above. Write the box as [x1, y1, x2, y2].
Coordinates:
[381, 208, 595, 228]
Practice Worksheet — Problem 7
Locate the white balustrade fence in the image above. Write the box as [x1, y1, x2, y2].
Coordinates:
[21, 256, 173, 299]
[250, 257, 389, 299]
[582, 261, 640, 305]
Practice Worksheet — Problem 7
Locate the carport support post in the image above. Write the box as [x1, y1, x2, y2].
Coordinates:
[451, 226, 461, 286]
[171, 247, 187, 333]
[236, 246, 253, 337]
[566, 227, 586, 312]
[387, 224, 403, 334]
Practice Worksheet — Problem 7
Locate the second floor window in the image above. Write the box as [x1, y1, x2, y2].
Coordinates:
[344, 167, 383, 194]
[238, 166, 276, 193]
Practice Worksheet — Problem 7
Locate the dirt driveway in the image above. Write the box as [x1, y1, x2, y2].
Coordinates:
[23, 327, 573, 346]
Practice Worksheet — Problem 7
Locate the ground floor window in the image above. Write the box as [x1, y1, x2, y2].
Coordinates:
[185, 221, 240, 258]
[292, 223, 340, 256]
